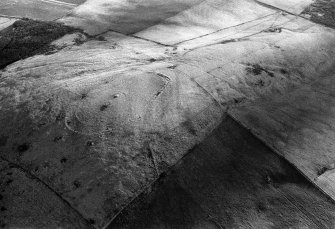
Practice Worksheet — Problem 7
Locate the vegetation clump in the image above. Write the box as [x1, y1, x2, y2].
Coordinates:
[302, 0, 335, 28]
[0, 18, 79, 69]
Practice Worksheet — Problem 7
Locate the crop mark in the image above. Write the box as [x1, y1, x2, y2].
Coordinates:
[245, 63, 275, 77]
[148, 143, 160, 177]
[154, 73, 171, 98]
[174, 13, 277, 46]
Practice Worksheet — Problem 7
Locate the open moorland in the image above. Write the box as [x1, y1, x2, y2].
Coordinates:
[1, 0, 335, 228]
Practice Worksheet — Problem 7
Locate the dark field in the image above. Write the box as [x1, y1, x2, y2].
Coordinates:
[303, 0, 335, 28]
[110, 117, 335, 229]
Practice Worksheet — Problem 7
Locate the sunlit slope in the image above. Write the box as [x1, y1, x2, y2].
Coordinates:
[0, 0, 76, 21]
[59, 0, 204, 35]
[59, 0, 317, 45]
[135, 0, 274, 45]
[0, 36, 222, 227]
[256, 0, 313, 14]
[0, 17, 17, 31]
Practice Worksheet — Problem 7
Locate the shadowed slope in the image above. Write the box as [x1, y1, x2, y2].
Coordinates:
[109, 116, 335, 229]
[230, 68, 335, 200]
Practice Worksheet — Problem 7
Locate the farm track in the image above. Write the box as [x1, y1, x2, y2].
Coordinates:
[38, 0, 77, 8]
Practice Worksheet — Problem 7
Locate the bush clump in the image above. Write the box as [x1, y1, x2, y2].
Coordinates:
[302, 0, 335, 28]
[0, 18, 79, 69]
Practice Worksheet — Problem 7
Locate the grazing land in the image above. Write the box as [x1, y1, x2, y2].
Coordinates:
[0, 0, 335, 228]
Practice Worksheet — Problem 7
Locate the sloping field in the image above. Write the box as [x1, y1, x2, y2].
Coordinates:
[0, 0, 76, 21]
[0, 160, 92, 228]
[0, 17, 17, 31]
[0, 36, 222, 227]
[256, 0, 313, 14]
[1, 0, 335, 228]
[230, 67, 335, 200]
[57, 0, 86, 4]
[135, 0, 274, 45]
[59, 0, 205, 35]
[109, 116, 335, 229]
